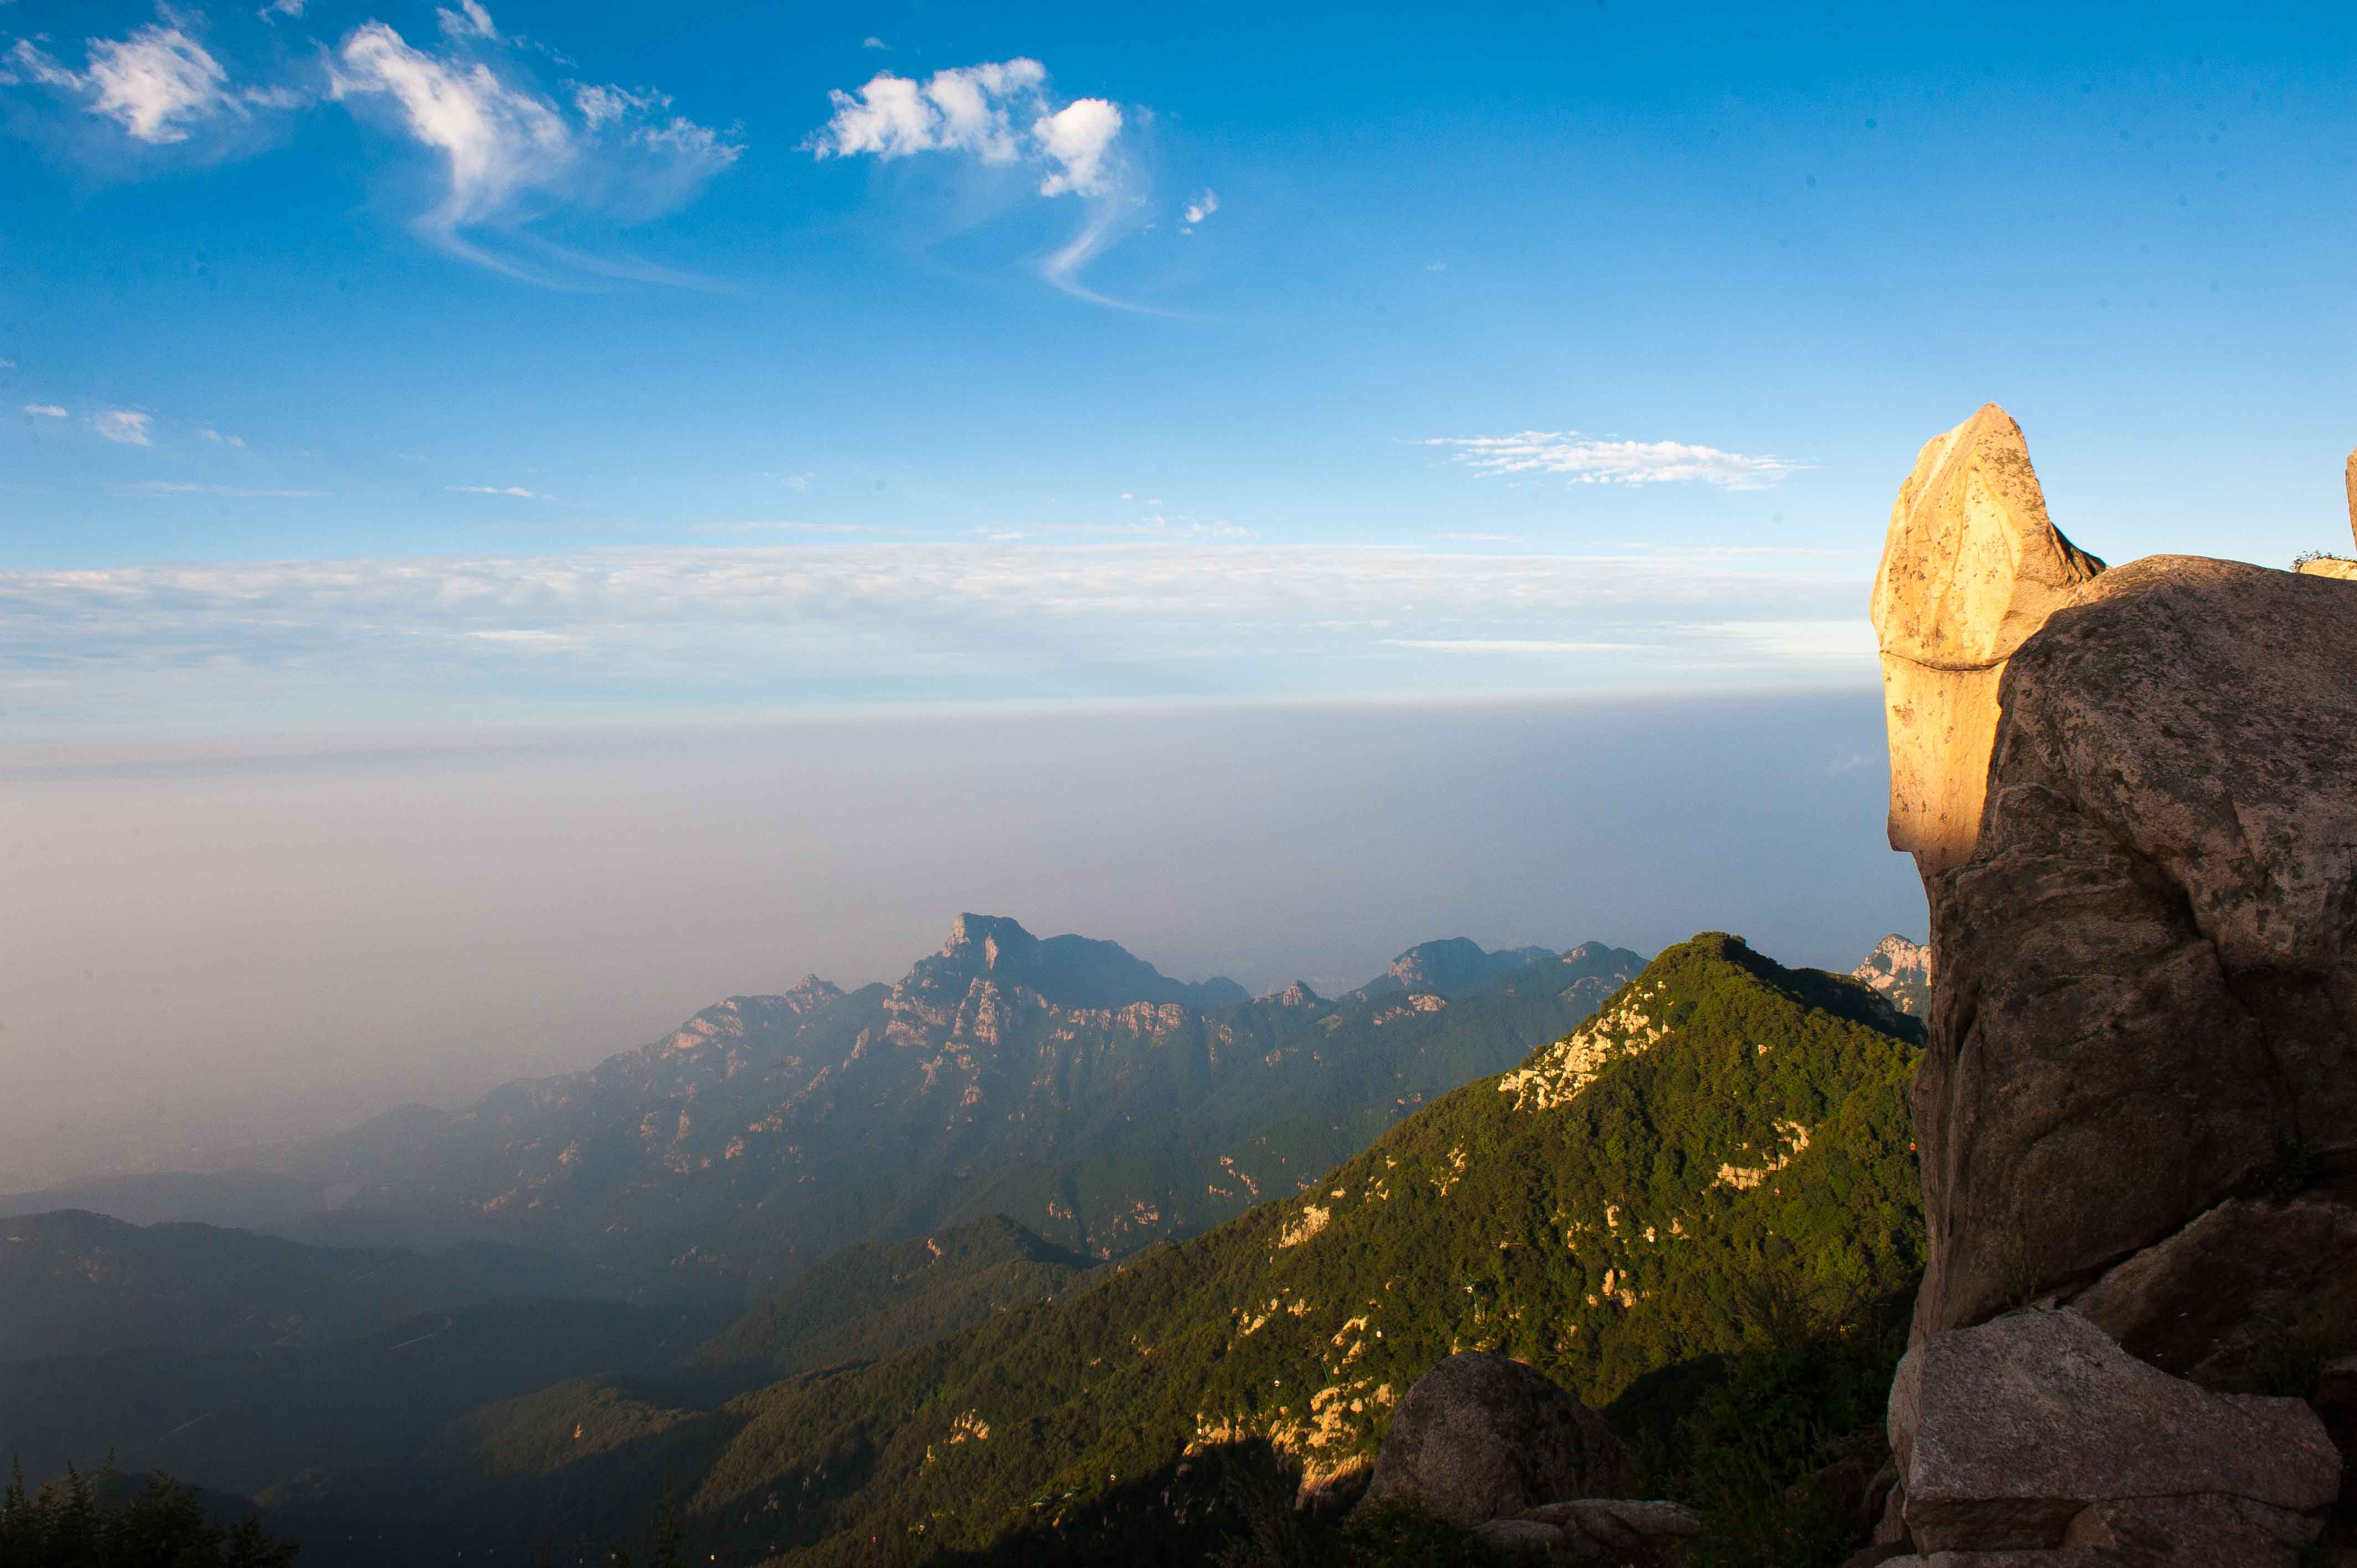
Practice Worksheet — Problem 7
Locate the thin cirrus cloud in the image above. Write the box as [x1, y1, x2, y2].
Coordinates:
[23, 404, 67, 418]
[0, 542, 1875, 734]
[0, 5, 739, 285]
[1424, 431, 1808, 491]
[807, 58, 1137, 300]
[1181, 188, 1218, 230]
[451, 484, 555, 499]
[94, 409, 154, 445]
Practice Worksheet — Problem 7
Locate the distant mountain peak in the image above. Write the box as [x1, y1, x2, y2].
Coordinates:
[1851, 933, 1931, 1018]
[915, 914, 1244, 1012]
[1258, 980, 1324, 1009]
[783, 974, 842, 1004]
[1347, 937, 1570, 1002]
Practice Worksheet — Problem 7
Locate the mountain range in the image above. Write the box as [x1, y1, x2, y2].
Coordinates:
[238, 932, 1924, 1565]
[240, 917, 1644, 1291]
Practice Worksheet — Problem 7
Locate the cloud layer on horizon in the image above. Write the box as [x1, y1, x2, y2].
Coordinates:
[0, 540, 1875, 734]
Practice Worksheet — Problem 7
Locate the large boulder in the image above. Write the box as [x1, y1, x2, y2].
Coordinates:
[1902, 551, 2357, 1352]
[1869, 403, 2105, 875]
[1887, 1309, 2337, 1564]
[1363, 1353, 1641, 1528]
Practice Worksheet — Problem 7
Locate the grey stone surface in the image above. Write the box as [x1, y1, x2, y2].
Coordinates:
[2066, 1192, 2357, 1384]
[1889, 1309, 2337, 1559]
[1471, 1518, 1561, 1560]
[1902, 555, 2357, 1346]
[1363, 1352, 1641, 1527]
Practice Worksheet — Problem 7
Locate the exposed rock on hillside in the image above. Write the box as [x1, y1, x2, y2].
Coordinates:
[1869, 404, 2104, 874]
[1881, 1309, 2337, 1565]
[1363, 1352, 1641, 1526]
[1851, 935, 1931, 1019]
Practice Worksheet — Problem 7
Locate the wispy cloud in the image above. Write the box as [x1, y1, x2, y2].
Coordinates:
[326, 6, 740, 280]
[1424, 431, 1807, 491]
[1380, 638, 1654, 653]
[116, 481, 328, 497]
[95, 409, 153, 445]
[3, 4, 736, 283]
[2, 16, 310, 147]
[1181, 188, 1218, 230]
[807, 58, 1139, 301]
[23, 403, 65, 418]
[861, 35, 889, 50]
[451, 484, 554, 499]
[198, 426, 246, 446]
[0, 543, 1875, 732]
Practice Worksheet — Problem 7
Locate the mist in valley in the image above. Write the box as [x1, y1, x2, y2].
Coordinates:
[0, 688, 1918, 1192]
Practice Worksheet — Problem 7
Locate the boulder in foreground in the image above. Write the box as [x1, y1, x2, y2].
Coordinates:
[1363, 1352, 1642, 1528]
[1886, 1309, 2337, 1564]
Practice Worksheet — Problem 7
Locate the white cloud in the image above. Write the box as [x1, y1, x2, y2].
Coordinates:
[197, 426, 246, 446]
[0, 358, 16, 368]
[95, 409, 153, 445]
[862, 36, 889, 50]
[784, 473, 811, 491]
[331, 21, 739, 277]
[1423, 431, 1807, 491]
[1033, 97, 1121, 197]
[1436, 532, 1525, 543]
[1182, 188, 1217, 228]
[809, 58, 1123, 199]
[261, 0, 307, 19]
[437, 0, 498, 42]
[1426, 261, 1447, 271]
[23, 404, 65, 417]
[451, 484, 554, 499]
[7, 23, 235, 145]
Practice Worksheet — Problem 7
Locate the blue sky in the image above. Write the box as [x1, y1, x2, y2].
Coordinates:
[6, 0, 2357, 736]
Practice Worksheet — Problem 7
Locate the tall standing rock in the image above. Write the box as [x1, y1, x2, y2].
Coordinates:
[1872, 408, 2357, 1374]
[1869, 404, 2105, 874]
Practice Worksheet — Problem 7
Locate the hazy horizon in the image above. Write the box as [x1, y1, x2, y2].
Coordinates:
[1, 688, 1919, 1192]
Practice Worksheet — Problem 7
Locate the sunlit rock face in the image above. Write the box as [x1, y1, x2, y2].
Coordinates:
[1869, 403, 2104, 875]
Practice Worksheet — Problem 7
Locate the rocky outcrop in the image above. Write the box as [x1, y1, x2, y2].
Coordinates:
[1879, 1311, 2338, 1565]
[1869, 404, 2105, 874]
[2298, 555, 2357, 580]
[1363, 1353, 1642, 1527]
[1899, 551, 2357, 1352]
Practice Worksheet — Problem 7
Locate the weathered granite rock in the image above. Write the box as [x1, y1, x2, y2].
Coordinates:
[2299, 555, 2357, 580]
[1888, 1310, 2337, 1562]
[1471, 1518, 1562, 1560]
[1870, 404, 2105, 874]
[1365, 1353, 1641, 1528]
[1518, 1499, 1702, 1560]
[1902, 551, 2357, 1347]
[2066, 1193, 2357, 1384]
